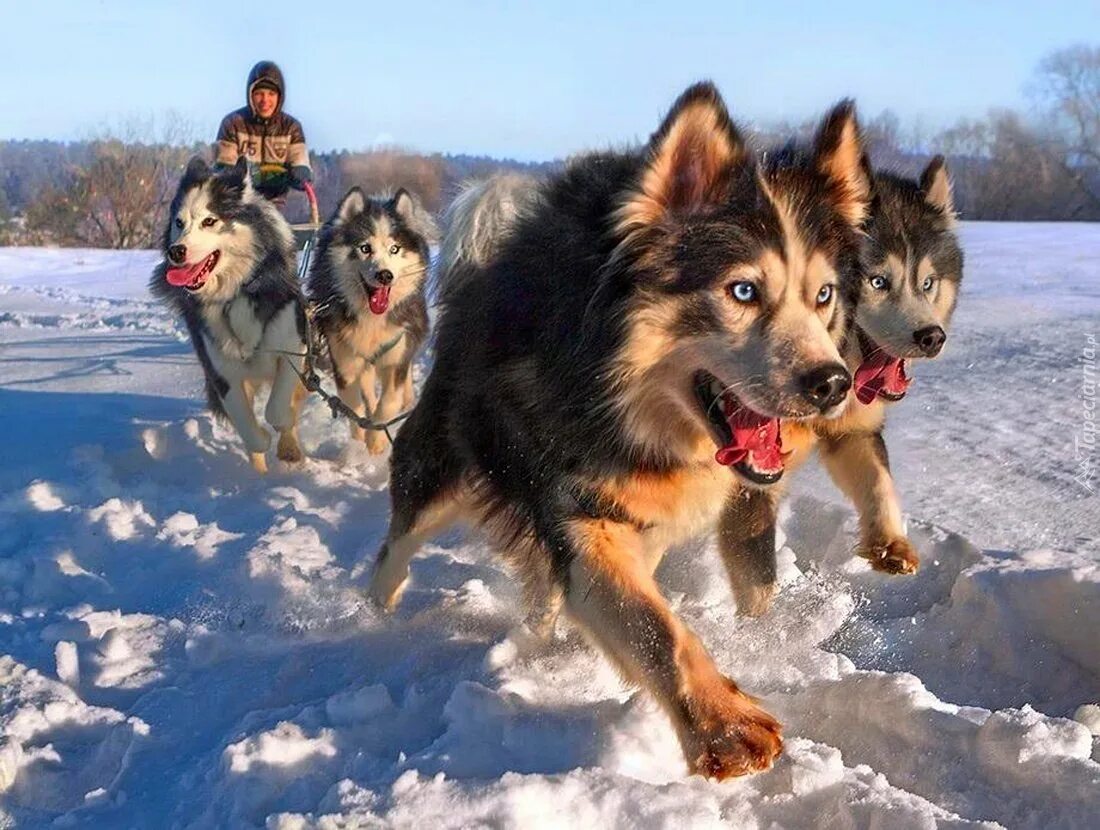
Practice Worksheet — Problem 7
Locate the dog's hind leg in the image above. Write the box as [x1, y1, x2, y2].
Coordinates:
[368, 488, 464, 611]
[562, 517, 782, 779]
[819, 431, 918, 574]
[718, 486, 782, 616]
[367, 389, 466, 609]
[221, 380, 271, 472]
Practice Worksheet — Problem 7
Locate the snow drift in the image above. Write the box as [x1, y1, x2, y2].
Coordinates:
[0, 225, 1097, 828]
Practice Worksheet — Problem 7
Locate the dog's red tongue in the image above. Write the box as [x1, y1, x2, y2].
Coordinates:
[165, 261, 205, 287]
[854, 353, 911, 404]
[714, 397, 783, 471]
[368, 285, 390, 315]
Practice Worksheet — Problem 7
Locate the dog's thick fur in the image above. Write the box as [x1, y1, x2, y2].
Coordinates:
[306, 188, 435, 453]
[437, 172, 542, 302]
[149, 157, 307, 474]
[367, 83, 873, 778]
[722, 158, 964, 615]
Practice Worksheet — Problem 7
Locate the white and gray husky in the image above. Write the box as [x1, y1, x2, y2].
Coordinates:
[306, 188, 436, 454]
[150, 157, 308, 473]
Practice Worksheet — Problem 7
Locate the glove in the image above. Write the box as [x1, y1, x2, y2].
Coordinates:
[289, 165, 313, 191]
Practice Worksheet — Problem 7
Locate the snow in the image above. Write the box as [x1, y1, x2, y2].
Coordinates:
[0, 224, 1097, 828]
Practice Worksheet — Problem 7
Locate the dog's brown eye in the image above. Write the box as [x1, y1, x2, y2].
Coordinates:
[359, 243, 373, 256]
[389, 244, 401, 255]
[201, 217, 216, 229]
[175, 217, 184, 230]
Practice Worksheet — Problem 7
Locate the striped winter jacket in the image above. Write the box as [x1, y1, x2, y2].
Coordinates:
[214, 61, 312, 199]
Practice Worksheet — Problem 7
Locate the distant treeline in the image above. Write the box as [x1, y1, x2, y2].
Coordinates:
[0, 139, 555, 248]
[2, 44, 1098, 248]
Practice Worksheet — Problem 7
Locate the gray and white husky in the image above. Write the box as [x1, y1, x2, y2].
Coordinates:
[306, 188, 435, 454]
[150, 157, 308, 473]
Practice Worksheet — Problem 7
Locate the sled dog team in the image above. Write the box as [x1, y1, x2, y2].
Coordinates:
[152, 82, 963, 779]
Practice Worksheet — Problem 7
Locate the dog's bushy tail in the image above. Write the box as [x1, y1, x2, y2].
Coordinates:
[436, 173, 540, 303]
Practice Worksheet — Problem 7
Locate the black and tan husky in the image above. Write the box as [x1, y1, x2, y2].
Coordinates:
[722, 157, 964, 613]
[367, 83, 872, 778]
[306, 188, 435, 454]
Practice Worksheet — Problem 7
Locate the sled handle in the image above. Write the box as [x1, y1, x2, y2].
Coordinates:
[303, 181, 319, 226]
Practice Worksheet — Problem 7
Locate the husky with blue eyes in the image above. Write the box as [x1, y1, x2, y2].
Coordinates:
[721, 157, 963, 614]
[306, 188, 437, 454]
[149, 157, 308, 474]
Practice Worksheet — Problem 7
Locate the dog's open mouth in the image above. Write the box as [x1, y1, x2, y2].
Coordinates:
[364, 282, 390, 315]
[694, 371, 785, 485]
[854, 333, 911, 404]
[165, 251, 220, 291]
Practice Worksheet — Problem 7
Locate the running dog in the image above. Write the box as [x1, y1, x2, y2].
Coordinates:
[307, 188, 435, 454]
[367, 83, 873, 778]
[149, 157, 307, 474]
[721, 157, 963, 615]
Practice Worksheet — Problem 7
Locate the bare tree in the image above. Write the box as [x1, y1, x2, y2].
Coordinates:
[24, 114, 200, 248]
[1031, 44, 1100, 207]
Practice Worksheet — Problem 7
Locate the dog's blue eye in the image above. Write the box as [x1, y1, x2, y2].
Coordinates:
[359, 244, 372, 256]
[729, 281, 757, 303]
[922, 275, 936, 292]
[870, 275, 889, 291]
[175, 218, 184, 230]
[816, 285, 834, 305]
[389, 244, 401, 255]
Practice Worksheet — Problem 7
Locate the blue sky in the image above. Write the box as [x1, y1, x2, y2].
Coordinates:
[4, 1, 1097, 160]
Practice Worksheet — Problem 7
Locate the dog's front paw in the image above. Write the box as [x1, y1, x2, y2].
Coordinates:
[858, 537, 919, 574]
[682, 681, 783, 780]
[365, 431, 388, 456]
[249, 452, 269, 475]
[276, 432, 304, 464]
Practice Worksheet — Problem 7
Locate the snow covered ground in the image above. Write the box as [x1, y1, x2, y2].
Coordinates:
[0, 224, 1097, 828]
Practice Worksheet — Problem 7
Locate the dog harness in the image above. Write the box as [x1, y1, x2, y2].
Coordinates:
[363, 331, 406, 366]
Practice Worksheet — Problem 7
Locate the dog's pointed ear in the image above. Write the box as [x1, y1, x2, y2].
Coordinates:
[920, 155, 955, 221]
[223, 157, 251, 198]
[182, 156, 210, 186]
[860, 151, 880, 215]
[391, 188, 414, 221]
[813, 100, 871, 227]
[391, 188, 439, 243]
[617, 81, 747, 235]
[335, 188, 366, 225]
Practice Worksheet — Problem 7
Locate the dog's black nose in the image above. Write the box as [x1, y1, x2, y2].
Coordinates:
[913, 325, 946, 357]
[168, 244, 186, 265]
[798, 364, 852, 412]
[376, 269, 394, 285]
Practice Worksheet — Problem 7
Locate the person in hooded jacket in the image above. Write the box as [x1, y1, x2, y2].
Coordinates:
[214, 61, 312, 201]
